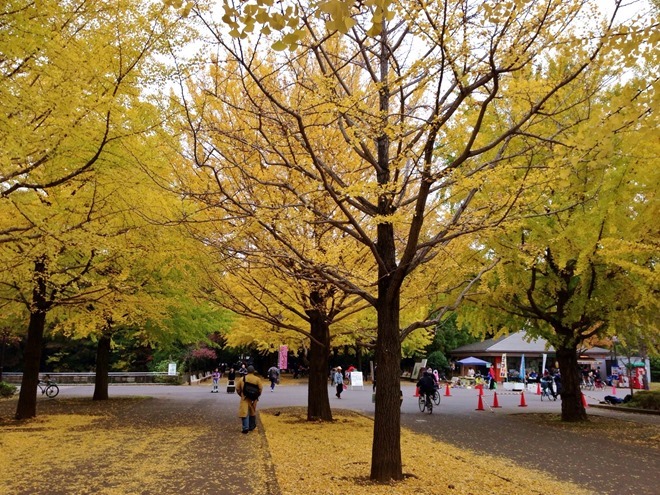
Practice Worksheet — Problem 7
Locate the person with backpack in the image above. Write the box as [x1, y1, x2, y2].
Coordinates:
[267, 366, 280, 392]
[235, 365, 263, 433]
[416, 368, 436, 407]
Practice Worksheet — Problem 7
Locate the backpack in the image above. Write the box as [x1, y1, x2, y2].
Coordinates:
[242, 376, 261, 401]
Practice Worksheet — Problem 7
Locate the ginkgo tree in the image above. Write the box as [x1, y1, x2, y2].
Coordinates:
[0, 0, 187, 197]
[461, 65, 659, 421]
[0, 0, 195, 419]
[177, 0, 656, 482]
[179, 165, 373, 420]
[173, 51, 486, 422]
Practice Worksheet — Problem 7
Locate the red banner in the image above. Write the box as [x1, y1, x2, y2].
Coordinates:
[278, 345, 288, 370]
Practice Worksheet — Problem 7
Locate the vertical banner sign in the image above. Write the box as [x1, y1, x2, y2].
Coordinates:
[542, 353, 547, 374]
[168, 362, 177, 376]
[500, 354, 507, 379]
[278, 345, 288, 370]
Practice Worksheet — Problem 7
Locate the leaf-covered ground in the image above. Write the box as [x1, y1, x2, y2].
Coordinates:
[1, 396, 658, 495]
[260, 407, 595, 495]
[515, 412, 660, 451]
[0, 397, 268, 495]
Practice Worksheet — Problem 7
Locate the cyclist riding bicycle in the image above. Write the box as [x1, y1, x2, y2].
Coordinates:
[416, 369, 436, 407]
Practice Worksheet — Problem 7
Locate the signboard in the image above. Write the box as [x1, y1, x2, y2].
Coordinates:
[411, 359, 428, 381]
[350, 371, 364, 389]
[500, 354, 507, 378]
[278, 345, 288, 370]
[168, 362, 177, 376]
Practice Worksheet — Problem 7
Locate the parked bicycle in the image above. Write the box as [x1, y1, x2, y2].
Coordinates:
[580, 377, 594, 391]
[38, 377, 59, 398]
[418, 393, 433, 414]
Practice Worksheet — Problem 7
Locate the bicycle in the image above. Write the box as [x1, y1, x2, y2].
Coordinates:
[432, 388, 441, 406]
[38, 379, 59, 398]
[540, 384, 556, 401]
[580, 378, 594, 391]
[418, 392, 433, 414]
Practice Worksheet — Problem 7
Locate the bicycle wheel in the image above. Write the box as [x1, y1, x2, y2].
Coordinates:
[45, 384, 59, 398]
[418, 396, 425, 412]
[433, 391, 441, 406]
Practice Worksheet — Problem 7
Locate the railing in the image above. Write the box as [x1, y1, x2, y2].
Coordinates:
[1, 372, 179, 385]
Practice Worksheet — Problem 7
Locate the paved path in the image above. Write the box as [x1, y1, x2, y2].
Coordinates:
[43, 381, 660, 495]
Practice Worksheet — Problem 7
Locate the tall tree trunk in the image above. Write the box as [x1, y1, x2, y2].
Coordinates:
[15, 257, 49, 420]
[371, 287, 402, 481]
[93, 334, 111, 401]
[0, 331, 6, 382]
[306, 292, 332, 421]
[306, 315, 332, 421]
[556, 344, 587, 422]
[369, 16, 403, 482]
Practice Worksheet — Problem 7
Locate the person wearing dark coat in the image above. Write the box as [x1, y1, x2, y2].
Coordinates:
[416, 369, 436, 405]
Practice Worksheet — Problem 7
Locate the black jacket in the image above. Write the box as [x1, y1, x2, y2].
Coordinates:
[417, 375, 436, 394]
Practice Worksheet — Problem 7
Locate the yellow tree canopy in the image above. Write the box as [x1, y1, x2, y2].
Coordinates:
[1, 0, 183, 197]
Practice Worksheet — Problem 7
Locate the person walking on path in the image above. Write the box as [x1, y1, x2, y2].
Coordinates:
[267, 366, 280, 392]
[332, 367, 344, 399]
[226, 367, 237, 393]
[235, 365, 263, 434]
[211, 368, 220, 393]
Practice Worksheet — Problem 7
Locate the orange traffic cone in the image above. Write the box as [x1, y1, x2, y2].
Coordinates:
[518, 391, 528, 407]
[444, 383, 452, 397]
[492, 392, 501, 408]
[536, 382, 542, 395]
[414, 387, 420, 397]
[476, 394, 485, 411]
[478, 384, 484, 396]
[581, 393, 589, 408]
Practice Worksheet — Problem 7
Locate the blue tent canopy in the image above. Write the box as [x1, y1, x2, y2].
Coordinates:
[457, 356, 490, 366]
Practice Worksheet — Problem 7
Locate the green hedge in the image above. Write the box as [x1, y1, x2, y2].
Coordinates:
[153, 375, 183, 385]
[625, 390, 660, 411]
[0, 381, 17, 398]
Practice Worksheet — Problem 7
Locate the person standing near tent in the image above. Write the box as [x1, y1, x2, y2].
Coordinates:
[488, 366, 496, 390]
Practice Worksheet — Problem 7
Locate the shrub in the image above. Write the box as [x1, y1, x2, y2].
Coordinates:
[0, 381, 17, 398]
[624, 390, 660, 411]
[426, 351, 449, 372]
[154, 375, 182, 385]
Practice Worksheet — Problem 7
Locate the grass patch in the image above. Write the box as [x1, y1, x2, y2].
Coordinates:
[625, 390, 660, 411]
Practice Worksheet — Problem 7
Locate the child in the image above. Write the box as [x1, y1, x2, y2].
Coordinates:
[211, 368, 220, 393]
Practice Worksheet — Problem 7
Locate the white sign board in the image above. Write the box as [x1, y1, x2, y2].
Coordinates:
[350, 371, 364, 389]
[168, 362, 177, 376]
